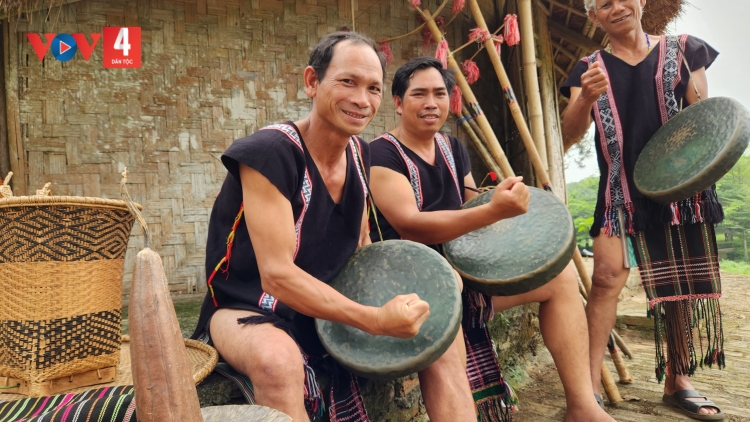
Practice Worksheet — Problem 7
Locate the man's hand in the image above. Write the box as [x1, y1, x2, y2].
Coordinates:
[489, 176, 530, 220]
[580, 61, 608, 105]
[373, 294, 430, 338]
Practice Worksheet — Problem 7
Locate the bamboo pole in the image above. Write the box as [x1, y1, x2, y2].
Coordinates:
[422, 13, 515, 179]
[465, 0, 551, 189]
[463, 105, 489, 146]
[535, 4, 566, 201]
[457, 110, 504, 179]
[518, 0, 548, 175]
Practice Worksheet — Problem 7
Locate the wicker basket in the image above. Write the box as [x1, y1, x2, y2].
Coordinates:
[0, 196, 137, 396]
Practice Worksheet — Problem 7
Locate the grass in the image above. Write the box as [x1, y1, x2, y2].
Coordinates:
[720, 259, 750, 276]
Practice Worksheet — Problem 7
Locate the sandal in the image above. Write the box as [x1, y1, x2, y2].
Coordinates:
[662, 390, 725, 421]
[594, 393, 604, 409]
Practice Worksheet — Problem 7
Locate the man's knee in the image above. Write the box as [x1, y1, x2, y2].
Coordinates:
[239, 339, 306, 391]
[592, 262, 629, 293]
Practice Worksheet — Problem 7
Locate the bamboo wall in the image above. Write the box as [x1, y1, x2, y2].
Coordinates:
[3, 0, 458, 298]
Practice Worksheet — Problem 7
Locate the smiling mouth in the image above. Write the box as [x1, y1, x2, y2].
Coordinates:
[420, 114, 440, 120]
[343, 110, 367, 119]
[611, 14, 630, 24]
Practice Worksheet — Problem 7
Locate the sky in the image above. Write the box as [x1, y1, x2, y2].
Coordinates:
[564, 0, 750, 183]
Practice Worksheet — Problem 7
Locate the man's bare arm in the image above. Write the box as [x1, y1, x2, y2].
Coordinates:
[240, 164, 428, 338]
[369, 166, 528, 245]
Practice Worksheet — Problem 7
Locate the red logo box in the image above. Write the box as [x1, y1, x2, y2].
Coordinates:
[103, 27, 141, 68]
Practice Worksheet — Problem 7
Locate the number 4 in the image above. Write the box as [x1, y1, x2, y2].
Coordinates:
[114, 27, 131, 56]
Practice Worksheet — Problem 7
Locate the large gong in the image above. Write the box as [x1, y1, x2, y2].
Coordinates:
[316, 240, 462, 380]
[444, 187, 576, 296]
[634, 97, 750, 203]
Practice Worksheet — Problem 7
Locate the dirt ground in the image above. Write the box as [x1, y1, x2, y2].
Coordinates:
[513, 272, 750, 422]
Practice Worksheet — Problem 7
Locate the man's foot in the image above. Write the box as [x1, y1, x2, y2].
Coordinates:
[663, 374, 723, 419]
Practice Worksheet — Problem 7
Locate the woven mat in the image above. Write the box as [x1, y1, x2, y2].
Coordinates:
[0, 335, 217, 402]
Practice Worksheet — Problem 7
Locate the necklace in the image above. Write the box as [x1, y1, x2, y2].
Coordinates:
[606, 32, 651, 54]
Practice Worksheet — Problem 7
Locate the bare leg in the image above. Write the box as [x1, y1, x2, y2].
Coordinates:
[588, 230, 630, 398]
[210, 309, 310, 422]
[493, 264, 614, 421]
[419, 325, 477, 421]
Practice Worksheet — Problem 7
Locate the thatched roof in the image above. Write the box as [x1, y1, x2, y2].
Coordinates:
[537, 0, 685, 101]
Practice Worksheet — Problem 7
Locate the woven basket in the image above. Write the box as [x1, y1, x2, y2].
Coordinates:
[0, 196, 137, 396]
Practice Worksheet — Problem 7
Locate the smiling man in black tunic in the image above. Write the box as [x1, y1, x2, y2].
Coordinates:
[191, 33, 477, 422]
[368, 57, 615, 422]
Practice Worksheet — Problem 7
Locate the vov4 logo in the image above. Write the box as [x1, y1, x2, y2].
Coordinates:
[27, 27, 141, 68]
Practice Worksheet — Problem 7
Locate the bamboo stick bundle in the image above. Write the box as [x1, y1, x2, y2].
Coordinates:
[457, 110, 504, 179]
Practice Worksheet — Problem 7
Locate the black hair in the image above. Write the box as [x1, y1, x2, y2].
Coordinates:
[391, 56, 456, 99]
[308, 31, 386, 82]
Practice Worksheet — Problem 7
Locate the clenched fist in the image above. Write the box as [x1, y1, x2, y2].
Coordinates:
[489, 176, 530, 220]
[374, 294, 430, 338]
[580, 61, 608, 105]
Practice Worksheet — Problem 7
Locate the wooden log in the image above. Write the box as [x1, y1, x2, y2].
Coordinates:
[3, 20, 26, 195]
[123, 175, 202, 422]
[457, 109, 504, 180]
[421, 12, 515, 179]
[518, 0, 548, 177]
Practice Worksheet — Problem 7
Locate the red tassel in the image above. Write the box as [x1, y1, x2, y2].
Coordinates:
[468, 27, 491, 43]
[450, 85, 462, 114]
[435, 39, 449, 69]
[461, 59, 480, 84]
[379, 41, 393, 66]
[504, 14, 520, 46]
[411, 0, 421, 8]
[489, 171, 498, 181]
[452, 0, 465, 15]
[493, 34, 504, 56]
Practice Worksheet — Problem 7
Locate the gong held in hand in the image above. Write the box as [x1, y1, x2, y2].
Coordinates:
[316, 240, 462, 380]
[444, 187, 576, 296]
[635, 97, 750, 203]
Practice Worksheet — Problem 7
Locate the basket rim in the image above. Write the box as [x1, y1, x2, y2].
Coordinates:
[0, 196, 142, 210]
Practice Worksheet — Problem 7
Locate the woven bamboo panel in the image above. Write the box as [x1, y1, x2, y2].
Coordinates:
[7, 0, 464, 298]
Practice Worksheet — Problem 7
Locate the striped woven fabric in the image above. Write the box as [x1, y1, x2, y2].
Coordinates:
[0, 386, 135, 422]
[631, 222, 725, 382]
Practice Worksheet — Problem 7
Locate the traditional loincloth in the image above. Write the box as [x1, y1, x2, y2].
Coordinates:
[631, 222, 725, 381]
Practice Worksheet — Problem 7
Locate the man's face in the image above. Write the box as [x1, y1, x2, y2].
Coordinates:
[308, 41, 383, 137]
[394, 67, 449, 136]
[589, 0, 647, 36]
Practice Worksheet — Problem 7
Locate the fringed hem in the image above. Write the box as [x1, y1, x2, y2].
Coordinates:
[651, 298, 725, 383]
[648, 293, 723, 308]
[590, 188, 724, 238]
[465, 289, 494, 328]
[474, 382, 515, 422]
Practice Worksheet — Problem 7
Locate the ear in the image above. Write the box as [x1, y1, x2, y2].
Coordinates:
[588, 9, 600, 27]
[303, 66, 319, 99]
[393, 95, 404, 115]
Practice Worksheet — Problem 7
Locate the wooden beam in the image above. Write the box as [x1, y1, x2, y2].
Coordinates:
[552, 40, 578, 61]
[3, 19, 26, 195]
[547, 18, 602, 52]
[543, 0, 586, 17]
[0, 22, 11, 179]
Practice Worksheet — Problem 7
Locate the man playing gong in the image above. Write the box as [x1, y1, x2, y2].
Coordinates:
[368, 56, 614, 422]
[562, 0, 725, 419]
[191, 33, 476, 422]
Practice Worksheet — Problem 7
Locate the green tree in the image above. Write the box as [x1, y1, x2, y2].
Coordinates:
[567, 175, 599, 246]
[716, 151, 750, 261]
